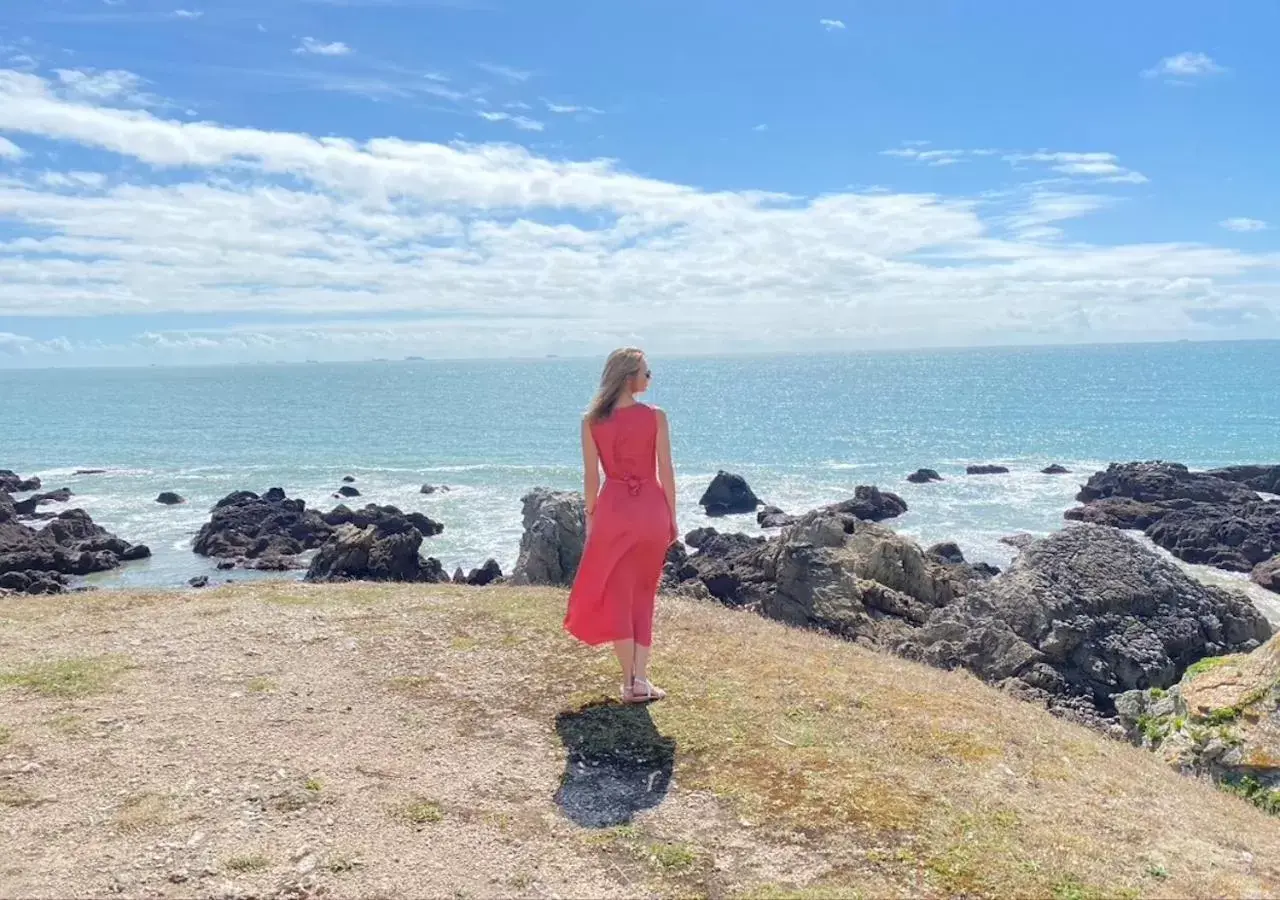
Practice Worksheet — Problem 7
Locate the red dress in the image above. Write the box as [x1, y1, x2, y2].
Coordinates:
[565, 403, 673, 648]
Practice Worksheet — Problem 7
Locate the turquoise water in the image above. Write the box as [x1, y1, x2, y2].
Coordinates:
[2, 341, 1278, 591]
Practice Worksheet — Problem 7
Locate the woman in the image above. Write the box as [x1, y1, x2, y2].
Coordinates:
[565, 347, 678, 703]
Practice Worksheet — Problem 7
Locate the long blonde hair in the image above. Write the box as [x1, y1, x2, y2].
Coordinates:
[587, 347, 645, 422]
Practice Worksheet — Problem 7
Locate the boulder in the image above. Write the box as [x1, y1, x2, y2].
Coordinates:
[194, 489, 333, 560]
[0, 470, 41, 493]
[1041, 464, 1071, 475]
[336, 485, 361, 498]
[0, 569, 68, 594]
[907, 468, 942, 484]
[1076, 461, 1255, 506]
[683, 527, 718, 550]
[1254, 556, 1280, 593]
[342, 475, 356, 483]
[452, 567, 466, 584]
[757, 506, 797, 529]
[900, 525, 1272, 719]
[73, 469, 107, 476]
[823, 486, 908, 522]
[188, 575, 209, 588]
[698, 471, 761, 517]
[466, 559, 504, 587]
[966, 465, 1010, 476]
[420, 484, 450, 495]
[305, 515, 450, 583]
[1116, 634, 1280, 793]
[509, 489, 586, 587]
[926, 541, 966, 565]
[324, 504, 443, 538]
[156, 492, 186, 505]
[13, 488, 72, 517]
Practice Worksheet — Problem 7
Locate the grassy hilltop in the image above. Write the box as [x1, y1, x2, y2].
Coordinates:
[2, 582, 1279, 899]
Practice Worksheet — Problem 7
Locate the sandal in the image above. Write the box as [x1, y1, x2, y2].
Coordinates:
[626, 678, 667, 704]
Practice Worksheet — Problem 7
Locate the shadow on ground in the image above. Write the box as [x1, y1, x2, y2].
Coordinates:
[554, 700, 677, 828]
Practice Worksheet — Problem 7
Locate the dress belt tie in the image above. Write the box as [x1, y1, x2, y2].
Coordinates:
[619, 475, 646, 496]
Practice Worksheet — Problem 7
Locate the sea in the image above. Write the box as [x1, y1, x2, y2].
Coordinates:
[3, 341, 1279, 618]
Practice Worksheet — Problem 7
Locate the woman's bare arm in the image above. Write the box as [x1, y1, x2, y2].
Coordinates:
[581, 416, 601, 529]
[655, 409, 677, 541]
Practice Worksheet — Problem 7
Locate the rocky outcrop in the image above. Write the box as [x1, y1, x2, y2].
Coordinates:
[699, 472, 761, 517]
[420, 484, 450, 495]
[1116, 633, 1280, 800]
[822, 486, 908, 522]
[926, 541, 966, 565]
[193, 489, 332, 561]
[900, 525, 1271, 722]
[966, 464, 1009, 475]
[464, 559, 504, 587]
[1207, 464, 1280, 495]
[0, 506, 151, 594]
[336, 485, 361, 498]
[907, 468, 942, 484]
[509, 489, 586, 587]
[304, 512, 449, 583]
[13, 488, 72, 516]
[1255, 557, 1280, 592]
[1067, 462, 1280, 579]
[323, 504, 443, 538]
[156, 492, 185, 505]
[757, 506, 797, 529]
[0, 470, 41, 492]
[1041, 464, 1071, 475]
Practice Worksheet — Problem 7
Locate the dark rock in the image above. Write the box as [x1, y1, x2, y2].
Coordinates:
[336, 485, 361, 498]
[73, 469, 107, 476]
[509, 489, 586, 587]
[0, 569, 67, 594]
[1041, 464, 1071, 475]
[466, 559, 503, 586]
[452, 567, 466, 584]
[698, 471, 761, 517]
[194, 489, 332, 560]
[323, 504, 443, 538]
[1068, 462, 1280, 573]
[684, 527, 718, 551]
[1075, 461, 1255, 506]
[823, 486, 908, 522]
[927, 542, 966, 565]
[305, 511, 449, 583]
[757, 506, 797, 529]
[342, 475, 356, 483]
[0, 507, 149, 592]
[1000, 533, 1038, 552]
[971, 562, 1002, 578]
[966, 465, 1010, 475]
[216, 560, 236, 570]
[1205, 464, 1280, 495]
[900, 525, 1272, 718]
[420, 484, 451, 495]
[156, 492, 186, 505]
[13, 489, 72, 516]
[245, 555, 303, 572]
[0, 470, 41, 492]
[188, 575, 209, 588]
[1252, 556, 1280, 593]
[660, 543, 689, 591]
[907, 468, 942, 484]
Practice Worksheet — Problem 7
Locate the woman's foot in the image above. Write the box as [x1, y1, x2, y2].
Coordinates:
[626, 678, 667, 703]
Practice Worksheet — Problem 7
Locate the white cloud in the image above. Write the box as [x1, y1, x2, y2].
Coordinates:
[295, 37, 353, 56]
[476, 62, 531, 83]
[0, 67, 1277, 361]
[172, 9, 203, 18]
[820, 18, 846, 31]
[753, 124, 768, 132]
[477, 110, 544, 131]
[1143, 52, 1225, 81]
[0, 137, 23, 160]
[544, 100, 603, 116]
[53, 68, 157, 107]
[1221, 217, 1268, 233]
[1005, 151, 1148, 184]
[883, 147, 968, 167]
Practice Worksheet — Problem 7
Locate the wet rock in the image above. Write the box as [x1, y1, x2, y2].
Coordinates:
[13, 488, 72, 516]
[1253, 556, 1280, 593]
[926, 542, 966, 565]
[305, 511, 450, 583]
[1041, 464, 1071, 475]
[698, 471, 761, 517]
[757, 506, 797, 529]
[0, 507, 149, 593]
[73, 468, 107, 476]
[822, 485, 908, 522]
[323, 504, 442, 538]
[966, 464, 1010, 475]
[0, 470, 41, 492]
[342, 475, 356, 483]
[195, 489, 331, 561]
[336, 485, 361, 498]
[465, 559, 503, 586]
[156, 492, 186, 505]
[907, 468, 942, 484]
[188, 575, 209, 588]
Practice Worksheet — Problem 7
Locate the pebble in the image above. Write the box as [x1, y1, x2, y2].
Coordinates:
[168, 870, 189, 884]
[295, 854, 318, 875]
[187, 830, 207, 847]
[19, 762, 42, 774]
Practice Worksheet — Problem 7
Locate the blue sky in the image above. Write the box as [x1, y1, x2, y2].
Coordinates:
[0, 0, 1277, 367]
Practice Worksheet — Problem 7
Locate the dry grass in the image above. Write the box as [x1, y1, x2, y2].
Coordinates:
[0, 581, 1278, 899]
